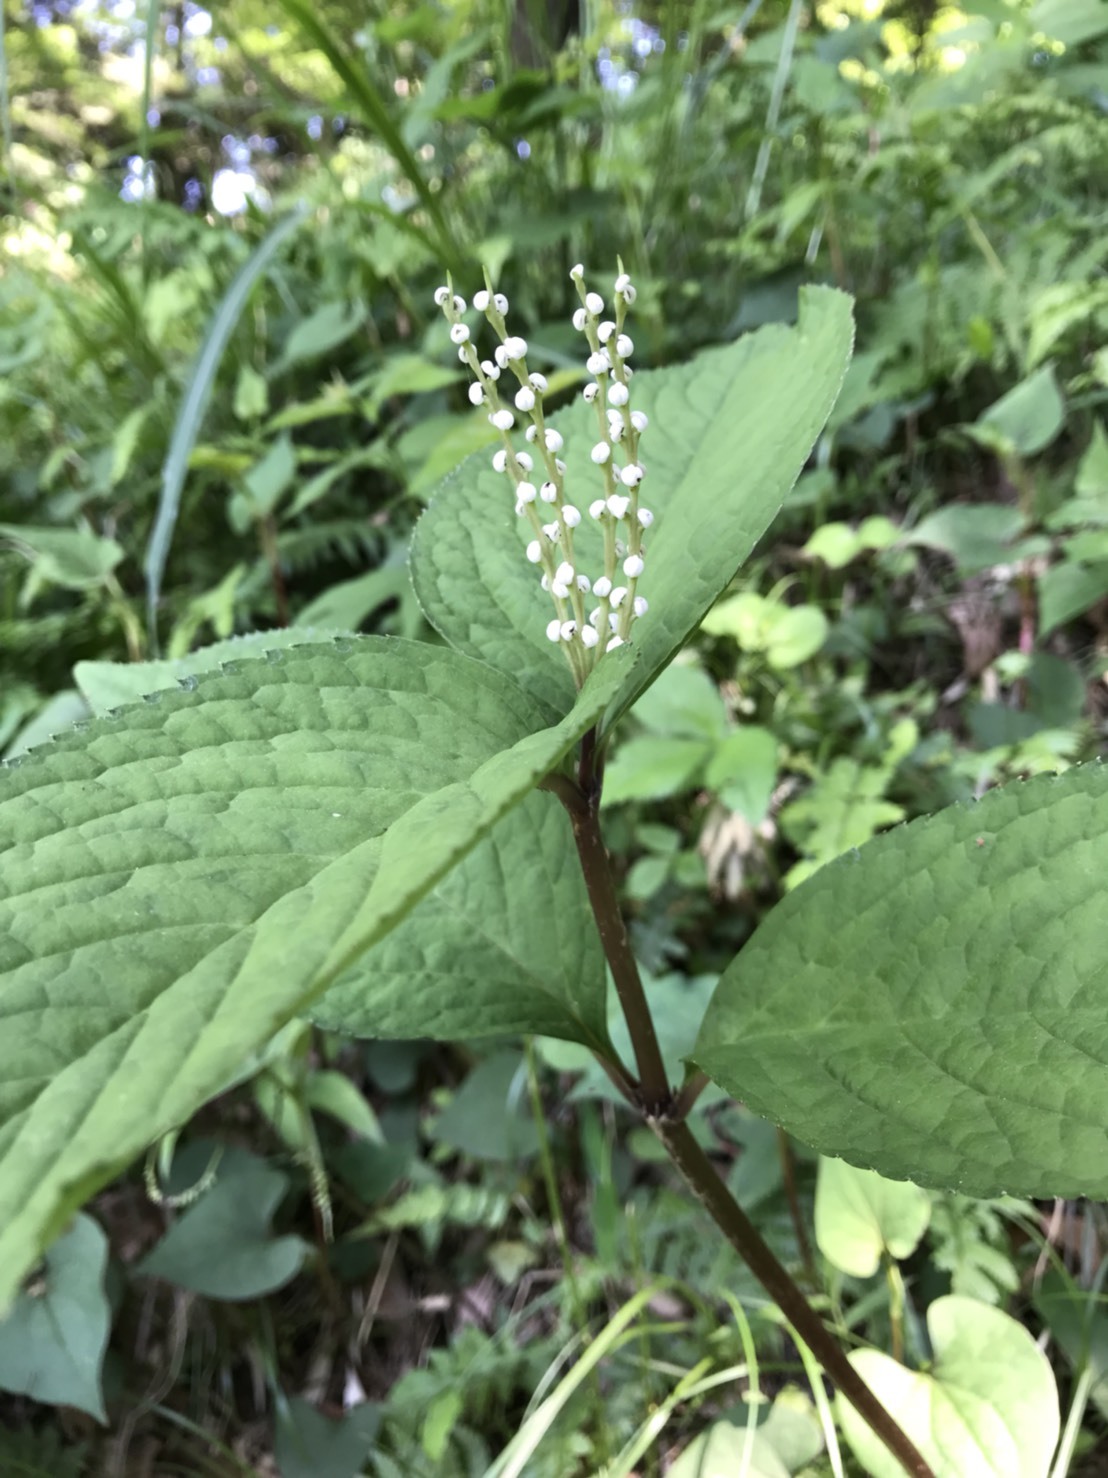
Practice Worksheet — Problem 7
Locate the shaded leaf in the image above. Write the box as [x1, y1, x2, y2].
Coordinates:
[0, 1214, 110, 1421]
[814, 1158, 931, 1278]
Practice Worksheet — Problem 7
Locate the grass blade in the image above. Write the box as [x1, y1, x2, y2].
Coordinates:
[267, 0, 460, 270]
[143, 205, 309, 646]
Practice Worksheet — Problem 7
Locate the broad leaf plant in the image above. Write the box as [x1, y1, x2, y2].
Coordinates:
[2, 269, 1102, 1477]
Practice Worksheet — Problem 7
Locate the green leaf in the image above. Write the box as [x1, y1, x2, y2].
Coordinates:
[411, 288, 853, 729]
[429, 1050, 539, 1162]
[972, 365, 1065, 459]
[705, 727, 778, 825]
[630, 663, 728, 740]
[0, 1214, 110, 1421]
[814, 1158, 931, 1278]
[138, 1146, 308, 1299]
[804, 521, 861, 569]
[669, 1421, 790, 1478]
[145, 207, 310, 636]
[1076, 421, 1108, 501]
[313, 788, 609, 1044]
[243, 432, 296, 515]
[0, 524, 124, 591]
[1038, 559, 1108, 636]
[275, 300, 366, 374]
[702, 593, 828, 668]
[694, 763, 1108, 1197]
[0, 637, 629, 1309]
[601, 735, 712, 804]
[838, 1297, 1059, 1478]
[74, 628, 351, 716]
[1034, 1269, 1108, 1423]
[907, 504, 1025, 573]
[275, 1398, 381, 1478]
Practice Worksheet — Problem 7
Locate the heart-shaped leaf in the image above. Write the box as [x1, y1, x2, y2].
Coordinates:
[0, 1213, 111, 1421]
[138, 1145, 308, 1299]
[694, 763, 1108, 1197]
[814, 1158, 931, 1278]
[838, 1296, 1059, 1478]
[411, 287, 853, 729]
[0, 637, 628, 1309]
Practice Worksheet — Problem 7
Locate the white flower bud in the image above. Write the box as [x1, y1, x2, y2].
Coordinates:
[609, 420, 625, 442]
[481, 359, 501, 381]
[607, 493, 630, 518]
[623, 553, 645, 579]
[468, 382, 485, 406]
[527, 540, 543, 563]
[516, 481, 537, 504]
[542, 521, 561, 541]
[620, 284, 637, 304]
[608, 382, 629, 407]
[591, 441, 611, 464]
[633, 596, 649, 616]
[616, 334, 633, 358]
[609, 611, 621, 632]
[453, 294, 466, 313]
[472, 289, 490, 311]
[540, 573, 551, 591]
[583, 383, 600, 403]
[515, 386, 536, 412]
[585, 291, 604, 315]
[489, 409, 514, 431]
[593, 576, 612, 599]
[540, 481, 558, 503]
[494, 344, 510, 368]
[562, 504, 581, 527]
[504, 335, 527, 360]
[581, 624, 599, 648]
[514, 452, 532, 471]
[552, 580, 570, 599]
[597, 320, 616, 343]
[570, 263, 585, 280]
[493, 449, 508, 473]
[576, 573, 591, 592]
[450, 323, 470, 344]
[620, 463, 643, 487]
[493, 293, 509, 313]
[525, 424, 538, 442]
[572, 307, 588, 332]
[434, 285, 451, 306]
[630, 410, 648, 431]
[560, 620, 577, 641]
[607, 635, 625, 651]
[544, 429, 564, 453]
[637, 507, 654, 527]
[610, 585, 628, 607]
[529, 372, 548, 392]
[547, 619, 562, 642]
[588, 607, 603, 627]
[555, 458, 566, 474]
[586, 351, 609, 377]
[589, 499, 607, 520]
[555, 560, 575, 585]
[614, 273, 632, 294]
[457, 347, 470, 363]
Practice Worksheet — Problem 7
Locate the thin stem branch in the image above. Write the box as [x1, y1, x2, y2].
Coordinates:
[672, 1069, 711, 1120]
[653, 1119, 936, 1478]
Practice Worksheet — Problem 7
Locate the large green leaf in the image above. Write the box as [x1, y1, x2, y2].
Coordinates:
[410, 287, 853, 729]
[693, 764, 1108, 1198]
[0, 636, 628, 1309]
[314, 788, 608, 1046]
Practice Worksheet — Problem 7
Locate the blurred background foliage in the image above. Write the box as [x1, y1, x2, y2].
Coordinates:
[2, 0, 1108, 1472]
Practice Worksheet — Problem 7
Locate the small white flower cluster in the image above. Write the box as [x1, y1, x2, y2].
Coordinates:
[434, 265, 651, 685]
